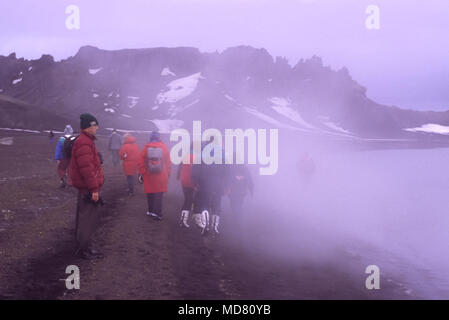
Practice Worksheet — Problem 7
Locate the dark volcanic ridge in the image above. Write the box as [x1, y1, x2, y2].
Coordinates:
[0, 45, 448, 140]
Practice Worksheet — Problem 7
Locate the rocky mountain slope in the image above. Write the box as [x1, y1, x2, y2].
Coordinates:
[0, 45, 448, 139]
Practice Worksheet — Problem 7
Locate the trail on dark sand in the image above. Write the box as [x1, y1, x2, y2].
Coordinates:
[0, 132, 424, 299]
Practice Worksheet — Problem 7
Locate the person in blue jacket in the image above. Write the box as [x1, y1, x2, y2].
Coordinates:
[55, 125, 74, 188]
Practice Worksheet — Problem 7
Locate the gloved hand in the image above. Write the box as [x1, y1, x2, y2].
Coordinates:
[92, 192, 99, 202]
[138, 174, 144, 184]
[84, 193, 105, 207]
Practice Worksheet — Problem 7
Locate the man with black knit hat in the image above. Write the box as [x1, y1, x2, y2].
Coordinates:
[70, 113, 104, 259]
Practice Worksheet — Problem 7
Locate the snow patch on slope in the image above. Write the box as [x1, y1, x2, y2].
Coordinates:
[269, 97, 314, 129]
[222, 93, 306, 131]
[243, 107, 304, 131]
[161, 67, 176, 76]
[224, 94, 236, 102]
[404, 124, 449, 135]
[89, 68, 102, 75]
[156, 72, 204, 105]
[0, 128, 40, 133]
[323, 121, 351, 134]
[0, 137, 13, 145]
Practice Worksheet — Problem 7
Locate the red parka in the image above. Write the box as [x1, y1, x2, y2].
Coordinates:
[70, 131, 104, 193]
[138, 141, 171, 194]
[178, 153, 194, 188]
[119, 136, 140, 176]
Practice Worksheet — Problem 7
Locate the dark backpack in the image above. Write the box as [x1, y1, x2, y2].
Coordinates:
[147, 147, 163, 173]
[63, 135, 78, 159]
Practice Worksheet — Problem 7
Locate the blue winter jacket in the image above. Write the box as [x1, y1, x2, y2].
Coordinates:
[55, 137, 66, 160]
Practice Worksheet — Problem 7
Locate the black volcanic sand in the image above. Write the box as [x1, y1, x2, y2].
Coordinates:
[0, 131, 426, 299]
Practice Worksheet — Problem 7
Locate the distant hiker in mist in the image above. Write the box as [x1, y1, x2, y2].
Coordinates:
[228, 163, 254, 216]
[54, 124, 74, 188]
[119, 133, 140, 196]
[48, 130, 54, 144]
[70, 113, 104, 260]
[108, 129, 122, 167]
[191, 144, 230, 235]
[138, 131, 171, 221]
[176, 143, 195, 228]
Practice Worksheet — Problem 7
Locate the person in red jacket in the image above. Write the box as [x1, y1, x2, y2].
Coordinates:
[137, 131, 171, 220]
[119, 133, 140, 196]
[176, 146, 194, 228]
[70, 113, 104, 259]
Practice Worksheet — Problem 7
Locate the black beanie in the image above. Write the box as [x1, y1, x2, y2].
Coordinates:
[80, 113, 99, 129]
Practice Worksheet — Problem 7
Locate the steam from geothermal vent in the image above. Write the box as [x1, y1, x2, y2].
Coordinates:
[232, 136, 449, 297]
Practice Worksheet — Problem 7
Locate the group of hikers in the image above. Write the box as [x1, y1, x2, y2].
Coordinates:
[53, 113, 254, 260]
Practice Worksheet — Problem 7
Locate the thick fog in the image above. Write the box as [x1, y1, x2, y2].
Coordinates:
[228, 136, 449, 297]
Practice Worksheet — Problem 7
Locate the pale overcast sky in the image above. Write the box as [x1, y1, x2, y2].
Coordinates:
[1, 0, 448, 111]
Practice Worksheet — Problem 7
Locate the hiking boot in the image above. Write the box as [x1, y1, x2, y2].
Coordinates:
[194, 213, 205, 229]
[211, 214, 220, 234]
[180, 210, 190, 228]
[150, 212, 162, 221]
[201, 210, 210, 235]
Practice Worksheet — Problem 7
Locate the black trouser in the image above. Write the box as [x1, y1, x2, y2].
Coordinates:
[111, 150, 119, 166]
[229, 193, 245, 216]
[193, 189, 222, 216]
[147, 192, 164, 216]
[75, 191, 101, 253]
[182, 187, 194, 211]
[126, 175, 135, 193]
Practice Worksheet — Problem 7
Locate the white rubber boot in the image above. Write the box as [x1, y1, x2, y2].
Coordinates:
[201, 210, 210, 234]
[180, 210, 190, 228]
[194, 213, 205, 228]
[211, 215, 220, 234]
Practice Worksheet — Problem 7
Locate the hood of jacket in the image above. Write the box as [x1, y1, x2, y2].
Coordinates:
[124, 136, 136, 144]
